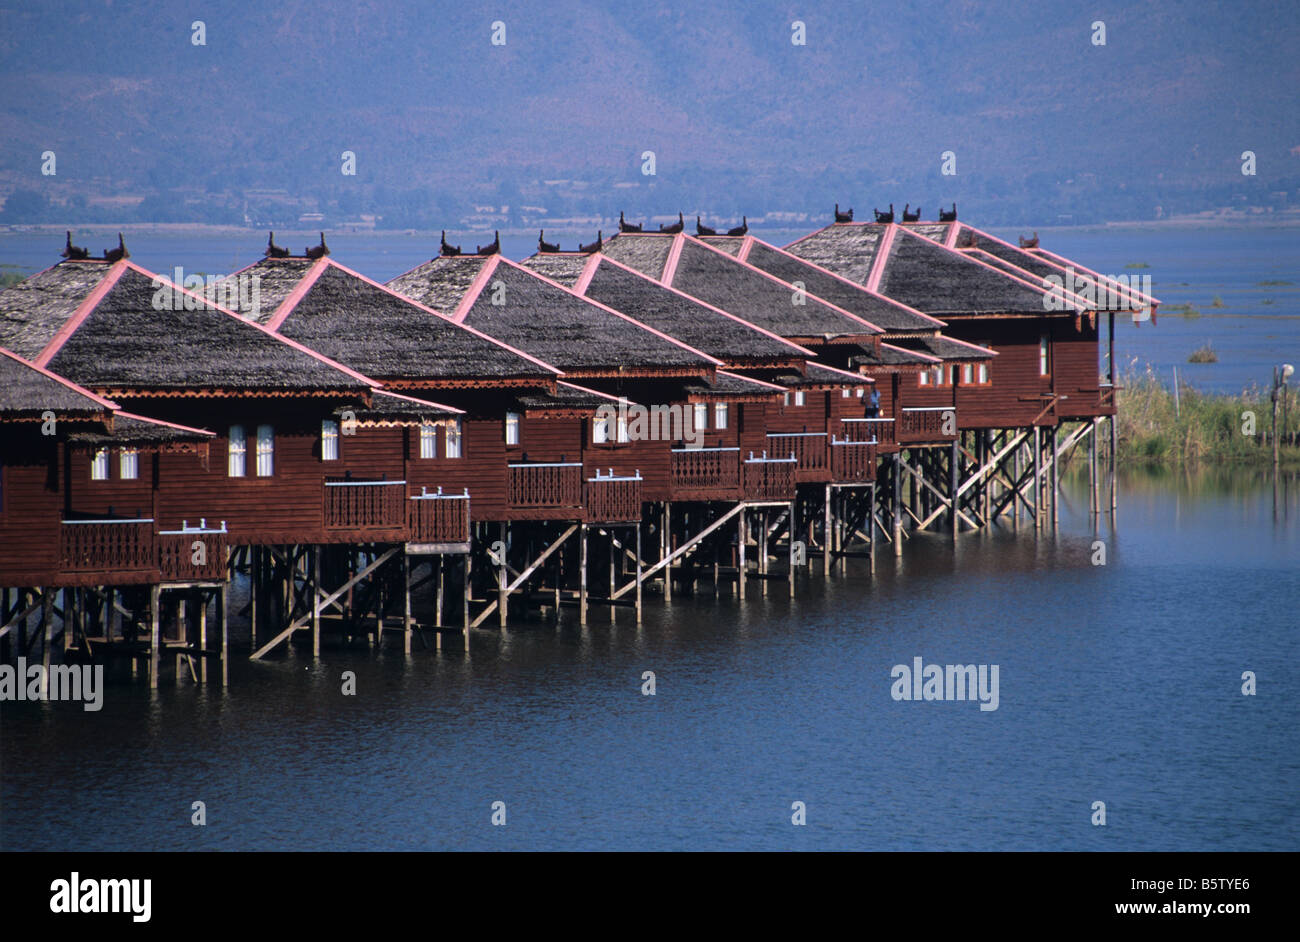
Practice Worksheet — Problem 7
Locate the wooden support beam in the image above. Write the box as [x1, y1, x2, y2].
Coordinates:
[470, 524, 578, 629]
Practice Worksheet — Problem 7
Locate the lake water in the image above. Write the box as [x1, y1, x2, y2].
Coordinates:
[1, 469, 1296, 851]
[1, 225, 1297, 851]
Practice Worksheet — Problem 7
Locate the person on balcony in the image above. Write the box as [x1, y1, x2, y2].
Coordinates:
[867, 387, 881, 418]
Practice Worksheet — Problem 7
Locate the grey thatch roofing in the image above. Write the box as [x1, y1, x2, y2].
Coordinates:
[783, 224, 885, 284]
[389, 256, 718, 374]
[50, 263, 374, 393]
[605, 233, 883, 341]
[334, 390, 461, 426]
[892, 334, 997, 361]
[683, 370, 784, 399]
[388, 256, 493, 314]
[67, 412, 214, 446]
[569, 256, 807, 362]
[0, 260, 116, 360]
[515, 381, 628, 413]
[738, 238, 943, 333]
[850, 343, 940, 369]
[519, 253, 587, 287]
[252, 259, 558, 383]
[0, 345, 115, 419]
[599, 233, 675, 278]
[775, 363, 874, 388]
[902, 223, 951, 242]
[698, 236, 745, 256]
[877, 228, 1083, 316]
[234, 257, 316, 323]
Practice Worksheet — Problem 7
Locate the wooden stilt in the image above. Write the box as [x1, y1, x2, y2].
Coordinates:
[1032, 426, 1042, 530]
[148, 584, 161, 689]
[634, 523, 643, 624]
[950, 440, 960, 539]
[1051, 426, 1060, 527]
[403, 550, 412, 655]
[661, 503, 672, 602]
[199, 592, 209, 683]
[1110, 414, 1118, 513]
[497, 523, 508, 629]
[579, 522, 589, 625]
[462, 552, 471, 637]
[737, 507, 747, 600]
[219, 582, 228, 687]
[40, 589, 54, 698]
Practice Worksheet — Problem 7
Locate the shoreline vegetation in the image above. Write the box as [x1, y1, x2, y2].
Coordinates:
[1113, 366, 1299, 468]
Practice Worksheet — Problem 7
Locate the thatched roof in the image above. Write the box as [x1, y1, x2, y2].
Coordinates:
[698, 236, 744, 257]
[598, 232, 675, 278]
[388, 256, 489, 314]
[891, 334, 997, 361]
[67, 411, 214, 447]
[519, 253, 587, 287]
[387, 255, 719, 375]
[231, 256, 317, 323]
[734, 237, 945, 333]
[0, 260, 117, 360]
[772, 362, 874, 389]
[783, 223, 886, 284]
[605, 233, 884, 342]
[850, 343, 941, 370]
[0, 261, 374, 395]
[682, 370, 784, 401]
[333, 389, 461, 427]
[544, 254, 809, 364]
[238, 258, 559, 384]
[0, 345, 116, 420]
[515, 381, 633, 415]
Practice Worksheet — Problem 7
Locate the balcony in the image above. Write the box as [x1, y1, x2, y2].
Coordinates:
[324, 478, 407, 533]
[830, 438, 877, 482]
[585, 470, 644, 522]
[742, 451, 797, 500]
[670, 446, 740, 499]
[843, 416, 894, 446]
[60, 517, 156, 580]
[767, 432, 828, 481]
[408, 487, 471, 543]
[158, 520, 229, 582]
[899, 407, 956, 444]
[508, 462, 583, 513]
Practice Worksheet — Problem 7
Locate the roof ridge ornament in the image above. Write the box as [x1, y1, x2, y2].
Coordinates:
[103, 232, 129, 262]
[61, 231, 90, 260]
[440, 230, 462, 257]
[1019, 231, 1039, 249]
[696, 216, 718, 237]
[938, 203, 957, 222]
[476, 231, 501, 256]
[726, 215, 748, 237]
[658, 211, 684, 234]
[618, 211, 643, 233]
[305, 232, 330, 259]
[873, 204, 894, 224]
[902, 204, 920, 222]
[834, 203, 854, 223]
[266, 231, 290, 258]
[578, 230, 603, 254]
[538, 229, 560, 253]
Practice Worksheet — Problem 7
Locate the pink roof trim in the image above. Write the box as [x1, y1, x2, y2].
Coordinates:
[580, 254, 813, 356]
[865, 224, 896, 293]
[881, 341, 941, 365]
[661, 232, 686, 283]
[34, 260, 130, 367]
[114, 410, 215, 437]
[0, 345, 120, 411]
[715, 369, 787, 392]
[943, 222, 961, 249]
[1031, 245, 1161, 306]
[452, 255, 502, 323]
[265, 256, 331, 332]
[573, 253, 601, 295]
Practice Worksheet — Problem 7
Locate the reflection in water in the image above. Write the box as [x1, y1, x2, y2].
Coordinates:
[1, 472, 1296, 852]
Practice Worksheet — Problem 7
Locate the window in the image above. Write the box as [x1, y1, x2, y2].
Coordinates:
[962, 364, 974, 385]
[419, 424, 437, 459]
[228, 425, 246, 477]
[693, 402, 707, 432]
[505, 412, 521, 446]
[794, 391, 805, 407]
[856, 388, 864, 397]
[1040, 335, 1050, 376]
[119, 448, 138, 480]
[978, 363, 990, 384]
[255, 424, 274, 477]
[783, 392, 790, 407]
[714, 402, 728, 429]
[919, 370, 931, 387]
[842, 388, 850, 398]
[616, 411, 629, 443]
[91, 448, 110, 481]
[593, 414, 609, 444]
[445, 420, 462, 458]
[322, 420, 340, 461]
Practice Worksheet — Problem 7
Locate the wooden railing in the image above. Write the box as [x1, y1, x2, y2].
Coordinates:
[742, 452, 797, 499]
[60, 518, 155, 573]
[409, 487, 471, 542]
[324, 478, 407, 531]
[585, 472, 644, 522]
[830, 439, 877, 482]
[767, 432, 827, 474]
[843, 417, 895, 446]
[509, 462, 583, 509]
[158, 521, 229, 582]
[899, 407, 956, 442]
[671, 446, 740, 491]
